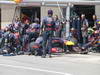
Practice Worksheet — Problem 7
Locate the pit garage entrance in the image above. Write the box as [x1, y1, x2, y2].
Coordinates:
[21, 7, 41, 23]
[73, 5, 95, 27]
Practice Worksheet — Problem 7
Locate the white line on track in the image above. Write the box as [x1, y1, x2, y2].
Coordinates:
[0, 63, 72, 75]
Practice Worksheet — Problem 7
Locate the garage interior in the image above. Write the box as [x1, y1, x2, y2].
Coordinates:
[21, 7, 41, 23]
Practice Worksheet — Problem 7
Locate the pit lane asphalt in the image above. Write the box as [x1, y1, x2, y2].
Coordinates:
[0, 53, 100, 75]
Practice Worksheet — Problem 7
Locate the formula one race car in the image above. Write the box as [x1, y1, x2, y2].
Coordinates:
[50, 37, 65, 53]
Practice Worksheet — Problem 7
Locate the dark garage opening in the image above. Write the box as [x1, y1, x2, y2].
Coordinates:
[21, 7, 41, 23]
[73, 5, 95, 27]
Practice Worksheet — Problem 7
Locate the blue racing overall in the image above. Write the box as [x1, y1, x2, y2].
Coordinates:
[42, 16, 55, 57]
